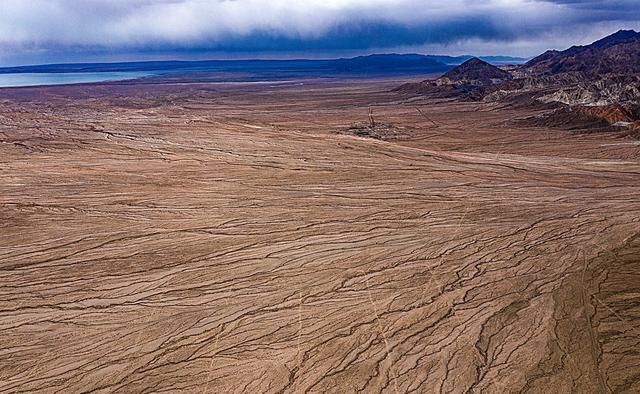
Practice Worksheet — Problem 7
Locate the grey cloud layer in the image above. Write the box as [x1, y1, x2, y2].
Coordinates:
[0, 0, 639, 62]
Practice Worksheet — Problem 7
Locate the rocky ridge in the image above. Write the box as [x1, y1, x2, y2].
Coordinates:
[398, 30, 640, 133]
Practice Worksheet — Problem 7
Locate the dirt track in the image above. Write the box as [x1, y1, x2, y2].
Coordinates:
[1, 79, 639, 393]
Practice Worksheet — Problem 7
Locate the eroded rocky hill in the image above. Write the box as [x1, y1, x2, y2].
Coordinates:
[398, 30, 640, 134]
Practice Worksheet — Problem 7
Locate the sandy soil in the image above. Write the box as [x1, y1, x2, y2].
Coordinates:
[1, 78, 639, 393]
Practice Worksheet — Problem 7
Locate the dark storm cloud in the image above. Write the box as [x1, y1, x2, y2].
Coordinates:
[545, 0, 638, 8]
[122, 16, 513, 53]
[541, 0, 640, 20]
[0, 0, 639, 65]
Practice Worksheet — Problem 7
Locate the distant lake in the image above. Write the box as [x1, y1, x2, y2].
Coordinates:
[0, 72, 154, 88]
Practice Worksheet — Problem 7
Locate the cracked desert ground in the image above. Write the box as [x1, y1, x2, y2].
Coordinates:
[1, 78, 639, 393]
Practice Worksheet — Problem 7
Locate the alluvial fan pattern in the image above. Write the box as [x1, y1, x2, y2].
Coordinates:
[1, 79, 639, 393]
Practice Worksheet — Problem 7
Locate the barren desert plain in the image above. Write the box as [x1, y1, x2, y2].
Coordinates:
[1, 76, 640, 393]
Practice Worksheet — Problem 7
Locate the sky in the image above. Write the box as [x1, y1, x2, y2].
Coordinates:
[0, 0, 639, 66]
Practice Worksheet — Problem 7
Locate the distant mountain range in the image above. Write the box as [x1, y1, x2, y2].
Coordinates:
[0, 54, 527, 76]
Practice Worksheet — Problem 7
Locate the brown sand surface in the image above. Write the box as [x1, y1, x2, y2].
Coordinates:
[1, 78, 639, 393]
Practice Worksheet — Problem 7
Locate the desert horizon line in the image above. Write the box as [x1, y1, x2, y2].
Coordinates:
[0, 53, 529, 71]
[2, 28, 637, 70]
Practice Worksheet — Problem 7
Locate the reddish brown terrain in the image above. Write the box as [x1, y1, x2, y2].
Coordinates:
[1, 76, 640, 393]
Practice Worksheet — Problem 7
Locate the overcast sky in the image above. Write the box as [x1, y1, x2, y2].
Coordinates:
[1, 0, 639, 66]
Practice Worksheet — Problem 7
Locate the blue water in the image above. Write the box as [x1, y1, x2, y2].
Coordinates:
[0, 72, 154, 88]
